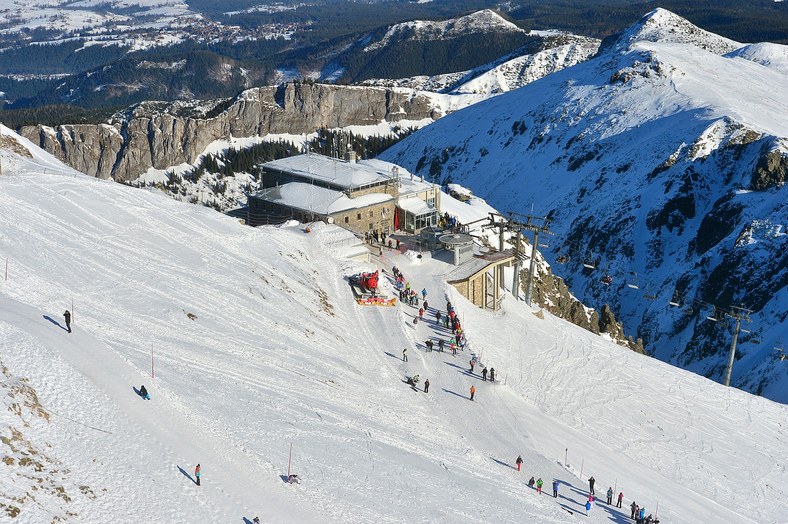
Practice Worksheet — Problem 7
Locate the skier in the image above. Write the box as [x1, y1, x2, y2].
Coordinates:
[63, 309, 72, 333]
[516, 455, 523, 471]
[470, 359, 475, 373]
[403, 348, 408, 362]
[489, 368, 495, 382]
[470, 385, 475, 401]
[195, 464, 201, 486]
[607, 487, 613, 505]
[617, 491, 623, 508]
[253, 518, 260, 524]
[536, 477, 543, 494]
[424, 379, 430, 393]
[552, 479, 559, 498]
[407, 375, 420, 387]
[528, 476, 535, 488]
[631, 501, 637, 519]
[482, 367, 488, 381]
[588, 476, 595, 495]
[139, 385, 150, 400]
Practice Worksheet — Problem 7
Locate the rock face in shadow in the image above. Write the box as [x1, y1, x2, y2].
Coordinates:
[19, 83, 443, 182]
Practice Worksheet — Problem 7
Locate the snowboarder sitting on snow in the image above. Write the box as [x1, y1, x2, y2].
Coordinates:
[407, 375, 420, 387]
[288, 474, 300, 484]
[139, 385, 150, 400]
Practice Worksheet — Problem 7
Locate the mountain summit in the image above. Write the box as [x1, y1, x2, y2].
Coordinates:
[380, 9, 788, 400]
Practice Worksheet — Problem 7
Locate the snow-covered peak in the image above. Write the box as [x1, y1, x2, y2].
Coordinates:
[364, 9, 523, 52]
[726, 42, 788, 75]
[605, 8, 742, 55]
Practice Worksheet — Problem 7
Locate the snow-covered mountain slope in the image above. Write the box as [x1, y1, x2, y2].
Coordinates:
[379, 8, 788, 401]
[364, 33, 599, 96]
[363, 9, 523, 52]
[2, 128, 788, 522]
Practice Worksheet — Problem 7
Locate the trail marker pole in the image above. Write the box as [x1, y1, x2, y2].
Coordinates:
[579, 459, 584, 480]
[614, 478, 617, 493]
[151, 344, 155, 379]
[72, 296, 74, 323]
[564, 448, 568, 467]
[287, 443, 293, 477]
[4, 258, 7, 281]
[655, 500, 659, 519]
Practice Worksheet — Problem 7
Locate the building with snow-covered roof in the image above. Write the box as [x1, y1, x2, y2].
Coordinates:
[247, 152, 441, 234]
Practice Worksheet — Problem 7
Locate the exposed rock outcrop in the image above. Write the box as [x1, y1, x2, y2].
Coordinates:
[529, 262, 645, 354]
[19, 83, 443, 182]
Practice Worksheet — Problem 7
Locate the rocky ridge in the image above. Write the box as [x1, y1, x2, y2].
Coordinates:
[19, 83, 444, 182]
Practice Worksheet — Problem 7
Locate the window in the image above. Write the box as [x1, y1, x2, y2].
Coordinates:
[369, 223, 374, 230]
[357, 213, 361, 220]
[344, 216, 349, 224]
[369, 210, 374, 218]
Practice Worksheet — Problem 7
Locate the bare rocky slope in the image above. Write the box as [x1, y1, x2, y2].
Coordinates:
[19, 83, 443, 182]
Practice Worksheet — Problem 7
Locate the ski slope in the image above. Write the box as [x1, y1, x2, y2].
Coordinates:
[1, 129, 787, 522]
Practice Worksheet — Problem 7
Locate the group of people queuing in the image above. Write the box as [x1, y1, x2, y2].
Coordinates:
[439, 212, 464, 234]
[365, 229, 403, 251]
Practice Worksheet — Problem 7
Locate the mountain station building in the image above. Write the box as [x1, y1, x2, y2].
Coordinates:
[247, 153, 441, 235]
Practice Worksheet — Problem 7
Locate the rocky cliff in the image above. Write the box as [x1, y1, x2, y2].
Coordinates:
[19, 83, 443, 182]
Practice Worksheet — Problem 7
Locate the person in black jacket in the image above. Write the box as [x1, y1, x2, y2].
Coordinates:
[588, 476, 595, 495]
[139, 385, 150, 400]
[63, 310, 72, 333]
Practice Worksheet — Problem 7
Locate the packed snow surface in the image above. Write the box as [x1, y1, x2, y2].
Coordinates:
[0, 128, 787, 522]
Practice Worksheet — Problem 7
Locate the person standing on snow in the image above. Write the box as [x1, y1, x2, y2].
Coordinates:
[195, 464, 201, 486]
[419, 308, 424, 319]
[63, 310, 72, 333]
[489, 368, 495, 382]
[470, 385, 475, 401]
[424, 379, 430, 393]
[470, 360, 475, 373]
[552, 480, 559, 498]
[438, 338, 444, 352]
[436, 311, 442, 324]
[516, 455, 523, 471]
[528, 476, 535, 488]
[617, 491, 623, 508]
[585, 500, 592, 516]
[536, 477, 543, 494]
[421, 288, 427, 300]
[403, 348, 408, 362]
[482, 367, 488, 381]
[631, 501, 637, 519]
[588, 476, 595, 495]
[607, 487, 614, 505]
[423, 300, 428, 311]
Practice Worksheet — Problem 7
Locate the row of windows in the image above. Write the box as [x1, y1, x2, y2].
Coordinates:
[343, 206, 390, 224]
